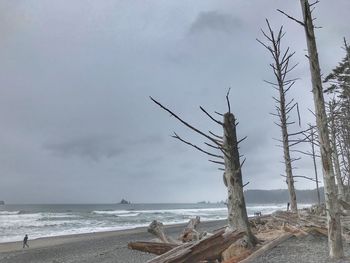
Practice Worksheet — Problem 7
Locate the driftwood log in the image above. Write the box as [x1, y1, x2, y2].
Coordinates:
[179, 216, 201, 242]
[127, 242, 178, 255]
[239, 233, 294, 263]
[129, 209, 350, 262]
[148, 220, 180, 244]
[222, 250, 252, 263]
[147, 229, 245, 263]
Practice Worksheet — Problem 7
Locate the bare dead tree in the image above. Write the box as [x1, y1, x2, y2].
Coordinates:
[324, 38, 350, 197]
[150, 91, 257, 247]
[306, 124, 321, 204]
[291, 123, 322, 204]
[278, 0, 344, 258]
[309, 125, 322, 204]
[328, 100, 346, 201]
[257, 20, 307, 212]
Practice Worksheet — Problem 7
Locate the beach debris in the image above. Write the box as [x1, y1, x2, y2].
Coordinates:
[148, 220, 181, 245]
[127, 242, 178, 255]
[239, 232, 294, 263]
[129, 208, 350, 262]
[179, 216, 201, 242]
[129, 217, 209, 255]
[146, 229, 245, 263]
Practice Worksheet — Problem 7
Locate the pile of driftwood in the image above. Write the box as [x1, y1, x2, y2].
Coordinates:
[128, 205, 350, 263]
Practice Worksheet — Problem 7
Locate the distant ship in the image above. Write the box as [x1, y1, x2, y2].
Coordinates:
[0, 201, 4, 205]
[119, 199, 130, 204]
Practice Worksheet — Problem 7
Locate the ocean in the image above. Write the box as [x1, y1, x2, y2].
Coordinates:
[0, 203, 312, 243]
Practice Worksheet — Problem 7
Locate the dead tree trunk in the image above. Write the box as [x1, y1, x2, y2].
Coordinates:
[223, 112, 257, 247]
[150, 93, 257, 248]
[299, 0, 343, 258]
[329, 101, 346, 201]
[257, 21, 300, 212]
[310, 126, 321, 204]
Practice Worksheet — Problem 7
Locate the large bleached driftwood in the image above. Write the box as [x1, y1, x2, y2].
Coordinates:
[148, 220, 180, 244]
[128, 242, 179, 255]
[179, 216, 201, 242]
[147, 229, 245, 263]
[239, 233, 294, 263]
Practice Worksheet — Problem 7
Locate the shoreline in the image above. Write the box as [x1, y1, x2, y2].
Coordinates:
[0, 212, 281, 253]
[0, 220, 226, 257]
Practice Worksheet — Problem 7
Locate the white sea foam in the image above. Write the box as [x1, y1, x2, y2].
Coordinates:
[0, 204, 312, 243]
[117, 213, 140, 217]
[92, 210, 130, 215]
[0, 211, 21, 215]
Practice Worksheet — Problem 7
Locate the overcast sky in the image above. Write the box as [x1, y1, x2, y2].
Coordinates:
[0, 1, 349, 204]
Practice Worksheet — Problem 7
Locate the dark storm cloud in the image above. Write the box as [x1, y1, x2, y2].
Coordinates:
[45, 134, 163, 161]
[45, 135, 124, 161]
[189, 11, 241, 35]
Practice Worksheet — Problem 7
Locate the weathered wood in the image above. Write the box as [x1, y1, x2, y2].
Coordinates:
[223, 113, 257, 247]
[329, 101, 346, 201]
[148, 220, 179, 244]
[147, 229, 245, 263]
[339, 199, 350, 210]
[300, 0, 344, 258]
[306, 226, 328, 236]
[179, 216, 201, 242]
[239, 233, 294, 263]
[282, 224, 308, 237]
[310, 126, 321, 204]
[222, 240, 251, 262]
[258, 20, 298, 213]
[150, 95, 257, 251]
[128, 242, 179, 255]
[222, 250, 252, 263]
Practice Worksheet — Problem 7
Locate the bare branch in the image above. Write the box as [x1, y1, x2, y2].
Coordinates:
[172, 132, 223, 159]
[150, 96, 222, 147]
[200, 106, 223, 126]
[209, 159, 225, 166]
[208, 131, 223, 140]
[243, 182, 250, 187]
[204, 142, 222, 151]
[226, 88, 231, 113]
[237, 136, 248, 145]
[277, 9, 305, 27]
[293, 175, 320, 183]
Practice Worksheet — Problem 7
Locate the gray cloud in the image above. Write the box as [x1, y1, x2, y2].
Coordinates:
[189, 11, 241, 35]
[45, 135, 124, 161]
[44, 134, 163, 162]
[0, 0, 349, 203]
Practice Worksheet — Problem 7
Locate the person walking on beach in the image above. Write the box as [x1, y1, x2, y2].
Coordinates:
[23, 234, 29, 248]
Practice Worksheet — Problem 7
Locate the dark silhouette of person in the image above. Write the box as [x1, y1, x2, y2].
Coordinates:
[23, 234, 29, 248]
[287, 202, 290, 211]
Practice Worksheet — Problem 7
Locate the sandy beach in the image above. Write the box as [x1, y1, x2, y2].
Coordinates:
[0, 220, 226, 263]
[2, 218, 350, 263]
[250, 233, 350, 263]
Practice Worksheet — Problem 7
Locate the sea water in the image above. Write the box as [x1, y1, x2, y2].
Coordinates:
[0, 203, 311, 243]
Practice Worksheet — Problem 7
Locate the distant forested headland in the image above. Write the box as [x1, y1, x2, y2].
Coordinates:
[244, 188, 325, 204]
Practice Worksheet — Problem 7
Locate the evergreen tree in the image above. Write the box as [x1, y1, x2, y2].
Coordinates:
[324, 38, 350, 99]
[324, 38, 350, 193]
